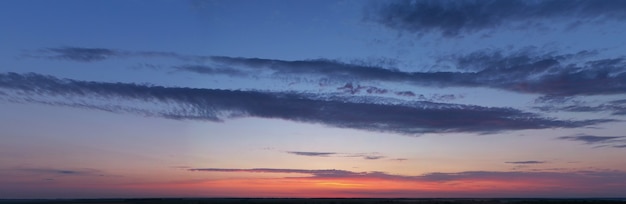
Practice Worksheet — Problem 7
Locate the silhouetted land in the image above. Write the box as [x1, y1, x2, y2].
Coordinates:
[2, 198, 625, 204]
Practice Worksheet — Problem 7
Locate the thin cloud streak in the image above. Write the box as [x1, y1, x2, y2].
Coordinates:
[26, 47, 209, 62]
[368, 0, 626, 37]
[535, 98, 626, 116]
[505, 161, 546, 164]
[172, 65, 249, 77]
[286, 151, 337, 157]
[285, 151, 390, 160]
[14, 168, 101, 176]
[558, 134, 626, 148]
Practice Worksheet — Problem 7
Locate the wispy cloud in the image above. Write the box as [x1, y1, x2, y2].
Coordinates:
[0, 72, 614, 134]
[535, 98, 626, 116]
[558, 135, 625, 144]
[189, 168, 363, 178]
[285, 151, 391, 160]
[15, 168, 101, 176]
[367, 0, 626, 37]
[505, 161, 546, 164]
[558, 134, 626, 148]
[172, 65, 249, 77]
[26, 47, 208, 62]
[286, 151, 337, 157]
[44, 47, 119, 62]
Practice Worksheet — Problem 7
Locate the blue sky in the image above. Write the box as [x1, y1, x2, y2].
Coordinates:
[1, 0, 626, 198]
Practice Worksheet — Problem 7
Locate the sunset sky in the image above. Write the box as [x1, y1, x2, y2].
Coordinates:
[1, 0, 626, 198]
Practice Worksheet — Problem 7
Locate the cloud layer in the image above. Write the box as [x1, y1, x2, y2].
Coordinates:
[0, 72, 613, 134]
[368, 0, 626, 37]
[31, 47, 626, 96]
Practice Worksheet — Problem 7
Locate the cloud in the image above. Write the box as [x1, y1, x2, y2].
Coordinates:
[189, 168, 364, 178]
[335, 83, 462, 101]
[28, 47, 208, 62]
[28, 47, 626, 96]
[0, 72, 615, 134]
[535, 98, 626, 116]
[367, 0, 626, 37]
[363, 155, 385, 160]
[211, 49, 626, 96]
[443, 48, 626, 96]
[186, 167, 626, 197]
[189, 167, 626, 185]
[285, 151, 391, 160]
[558, 134, 626, 148]
[336, 83, 389, 95]
[558, 135, 625, 144]
[15, 168, 100, 176]
[209, 56, 410, 82]
[505, 161, 546, 164]
[44, 47, 120, 62]
[173, 65, 248, 77]
[286, 151, 337, 157]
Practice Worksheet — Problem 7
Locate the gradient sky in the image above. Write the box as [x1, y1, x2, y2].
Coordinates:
[1, 0, 626, 199]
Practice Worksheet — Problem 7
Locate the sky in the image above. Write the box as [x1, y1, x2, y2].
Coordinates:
[1, 0, 626, 199]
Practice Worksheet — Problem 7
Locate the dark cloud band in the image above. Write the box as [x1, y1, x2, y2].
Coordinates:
[0, 72, 613, 134]
[368, 0, 626, 37]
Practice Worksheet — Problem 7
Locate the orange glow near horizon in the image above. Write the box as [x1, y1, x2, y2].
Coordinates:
[119, 175, 589, 198]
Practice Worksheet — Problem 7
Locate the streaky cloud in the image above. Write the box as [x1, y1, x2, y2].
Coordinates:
[0, 72, 615, 134]
[363, 155, 385, 160]
[15, 168, 101, 176]
[210, 56, 408, 82]
[286, 151, 337, 157]
[558, 134, 626, 148]
[45, 47, 119, 62]
[285, 150, 390, 160]
[368, 0, 626, 37]
[29, 47, 209, 62]
[173, 65, 248, 77]
[189, 168, 361, 178]
[534, 101, 626, 116]
[505, 161, 546, 164]
[558, 135, 624, 144]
